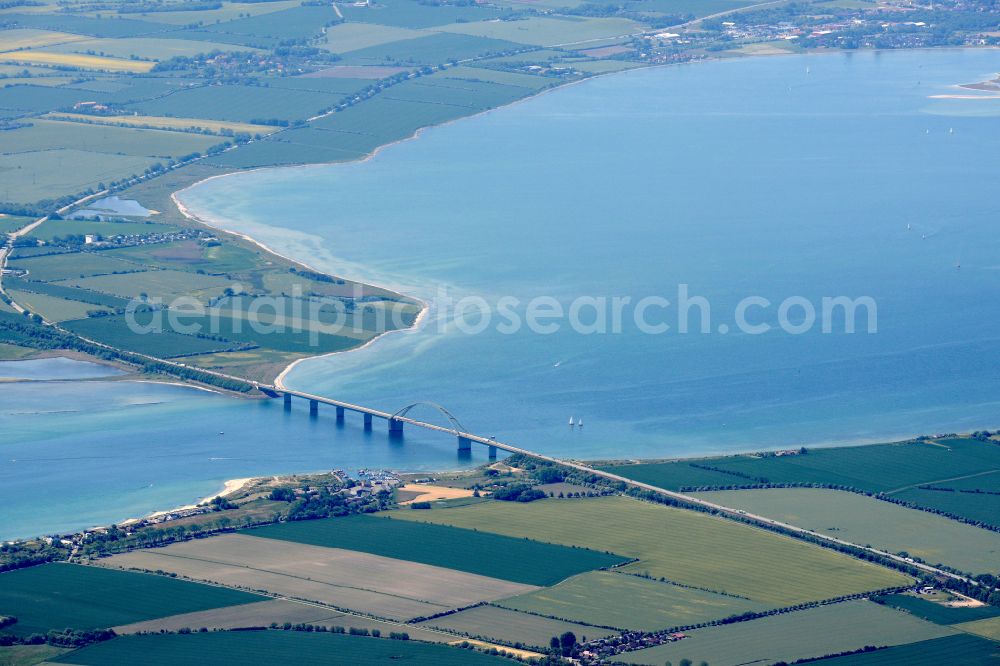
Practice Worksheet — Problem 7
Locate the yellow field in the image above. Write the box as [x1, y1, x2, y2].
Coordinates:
[395, 496, 912, 606]
[0, 29, 87, 52]
[45, 112, 280, 136]
[0, 51, 154, 72]
[398, 484, 476, 504]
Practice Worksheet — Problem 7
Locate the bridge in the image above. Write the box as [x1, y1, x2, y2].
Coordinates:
[266, 387, 507, 458]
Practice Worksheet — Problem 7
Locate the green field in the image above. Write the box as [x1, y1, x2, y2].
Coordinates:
[50, 631, 514, 666]
[383, 77, 535, 109]
[894, 471, 1000, 529]
[337, 0, 507, 29]
[691, 488, 1000, 575]
[875, 593, 1000, 625]
[56, 269, 234, 301]
[432, 65, 554, 90]
[319, 23, 425, 54]
[6, 289, 111, 321]
[498, 570, 767, 631]
[627, 0, 767, 18]
[0, 150, 157, 206]
[1, 119, 220, 157]
[207, 90, 503, 168]
[894, 488, 1000, 529]
[619, 600, 956, 666]
[103, 240, 262, 273]
[0, 341, 34, 358]
[0, 563, 263, 636]
[8, 252, 145, 282]
[132, 311, 366, 354]
[0, 214, 33, 234]
[602, 438, 1000, 494]
[110, 1, 302, 27]
[338, 32, 526, 67]
[3, 277, 130, 309]
[0, 84, 111, 115]
[61, 315, 240, 358]
[0, 644, 70, 666]
[417, 604, 616, 648]
[810, 634, 1000, 665]
[248, 513, 629, 587]
[954, 616, 1000, 641]
[392, 496, 911, 605]
[438, 16, 641, 47]
[40, 37, 264, 61]
[125, 84, 347, 124]
[599, 460, 746, 490]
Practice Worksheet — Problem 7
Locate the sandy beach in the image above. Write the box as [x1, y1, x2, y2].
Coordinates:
[121, 477, 255, 526]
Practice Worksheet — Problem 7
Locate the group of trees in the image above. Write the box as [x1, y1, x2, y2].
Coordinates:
[548, 631, 577, 657]
[0, 627, 115, 649]
[269, 484, 390, 520]
[492, 483, 546, 503]
[0, 539, 68, 573]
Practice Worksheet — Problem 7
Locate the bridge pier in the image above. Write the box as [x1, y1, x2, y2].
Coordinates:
[489, 445, 497, 459]
[309, 399, 318, 417]
[336, 406, 345, 423]
[283, 393, 292, 410]
[388, 418, 404, 435]
[457, 436, 472, 452]
[363, 413, 373, 431]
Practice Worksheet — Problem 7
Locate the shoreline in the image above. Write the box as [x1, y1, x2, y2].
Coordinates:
[171, 189, 431, 391]
[169, 57, 708, 386]
[170, 46, 1000, 388]
[120, 477, 254, 527]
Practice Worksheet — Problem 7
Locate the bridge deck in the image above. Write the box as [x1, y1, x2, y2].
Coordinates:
[277, 389, 522, 454]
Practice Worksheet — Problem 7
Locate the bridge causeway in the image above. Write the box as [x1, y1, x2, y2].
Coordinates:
[267, 387, 500, 458]
[259, 385, 980, 590]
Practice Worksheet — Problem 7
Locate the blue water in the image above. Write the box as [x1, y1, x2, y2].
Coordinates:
[0, 378, 489, 539]
[69, 195, 153, 219]
[0, 357, 123, 381]
[180, 49, 1000, 455]
[3, 49, 1000, 540]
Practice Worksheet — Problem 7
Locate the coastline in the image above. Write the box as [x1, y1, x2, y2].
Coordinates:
[167, 46, 1000, 389]
[167, 58, 690, 387]
[120, 477, 254, 527]
[171, 187, 431, 392]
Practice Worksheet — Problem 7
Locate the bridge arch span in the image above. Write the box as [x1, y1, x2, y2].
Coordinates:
[391, 402, 467, 434]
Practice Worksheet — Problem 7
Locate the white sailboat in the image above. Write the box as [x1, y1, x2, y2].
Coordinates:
[568, 416, 575, 427]
[578, 418, 584, 428]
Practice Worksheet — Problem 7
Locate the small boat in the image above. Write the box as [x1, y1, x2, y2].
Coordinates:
[906, 223, 912, 231]
[949, 128, 955, 134]
[578, 418, 584, 428]
[568, 416, 575, 427]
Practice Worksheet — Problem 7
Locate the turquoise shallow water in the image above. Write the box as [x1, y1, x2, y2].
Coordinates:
[180, 49, 1000, 454]
[0, 357, 122, 380]
[3, 49, 1000, 539]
